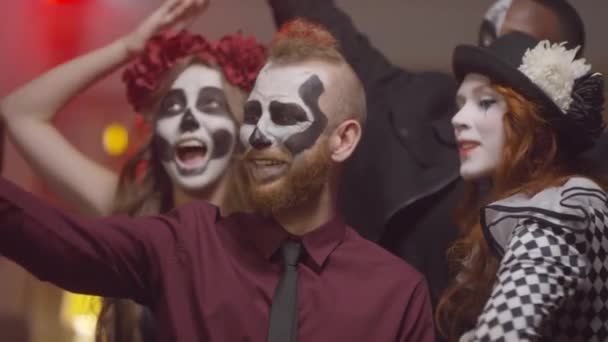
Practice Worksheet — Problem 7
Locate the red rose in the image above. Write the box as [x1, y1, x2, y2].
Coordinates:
[213, 33, 267, 91]
[123, 30, 266, 113]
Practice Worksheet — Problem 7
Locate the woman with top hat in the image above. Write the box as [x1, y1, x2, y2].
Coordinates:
[436, 31, 607, 341]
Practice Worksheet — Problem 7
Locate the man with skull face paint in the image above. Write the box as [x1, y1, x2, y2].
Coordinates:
[266, 0, 590, 312]
[0, 17, 435, 342]
[239, 62, 332, 216]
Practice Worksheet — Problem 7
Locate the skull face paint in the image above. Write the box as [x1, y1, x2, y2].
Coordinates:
[452, 74, 508, 181]
[154, 64, 236, 192]
[479, 0, 513, 47]
[240, 63, 328, 155]
[239, 63, 332, 214]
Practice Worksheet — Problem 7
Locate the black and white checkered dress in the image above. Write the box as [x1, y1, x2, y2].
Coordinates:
[460, 177, 608, 342]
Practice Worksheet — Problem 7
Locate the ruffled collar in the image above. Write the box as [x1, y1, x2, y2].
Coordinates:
[481, 177, 607, 257]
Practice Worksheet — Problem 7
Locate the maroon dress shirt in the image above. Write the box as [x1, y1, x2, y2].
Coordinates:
[0, 178, 434, 341]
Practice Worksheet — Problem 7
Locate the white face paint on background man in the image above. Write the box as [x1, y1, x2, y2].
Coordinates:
[452, 73, 508, 181]
[154, 64, 236, 192]
[479, 0, 514, 47]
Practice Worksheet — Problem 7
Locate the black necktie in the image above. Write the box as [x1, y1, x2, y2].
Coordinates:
[267, 240, 302, 342]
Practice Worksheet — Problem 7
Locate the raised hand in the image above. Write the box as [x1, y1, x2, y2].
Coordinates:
[123, 0, 209, 55]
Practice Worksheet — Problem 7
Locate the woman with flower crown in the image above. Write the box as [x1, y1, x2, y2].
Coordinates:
[0, 0, 265, 341]
[435, 31, 607, 341]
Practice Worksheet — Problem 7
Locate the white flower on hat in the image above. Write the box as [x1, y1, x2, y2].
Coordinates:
[518, 41, 591, 113]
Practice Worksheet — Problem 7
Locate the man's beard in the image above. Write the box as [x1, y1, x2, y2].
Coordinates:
[244, 138, 332, 217]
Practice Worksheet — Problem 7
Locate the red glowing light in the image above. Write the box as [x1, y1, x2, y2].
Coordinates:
[47, 0, 81, 4]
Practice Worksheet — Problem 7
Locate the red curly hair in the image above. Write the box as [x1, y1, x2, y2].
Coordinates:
[269, 18, 344, 64]
[436, 85, 607, 340]
[265, 18, 367, 126]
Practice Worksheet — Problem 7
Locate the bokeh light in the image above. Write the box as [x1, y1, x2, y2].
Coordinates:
[61, 293, 101, 342]
[103, 123, 129, 156]
[47, 0, 80, 4]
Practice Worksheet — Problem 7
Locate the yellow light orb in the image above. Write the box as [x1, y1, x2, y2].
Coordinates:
[61, 292, 102, 341]
[103, 123, 129, 156]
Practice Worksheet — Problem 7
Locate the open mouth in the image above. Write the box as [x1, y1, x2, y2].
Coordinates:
[175, 139, 209, 170]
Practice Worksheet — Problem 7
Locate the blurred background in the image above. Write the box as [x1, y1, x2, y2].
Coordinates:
[0, 1, 606, 341]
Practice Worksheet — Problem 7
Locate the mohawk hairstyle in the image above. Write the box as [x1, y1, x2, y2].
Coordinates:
[269, 18, 345, 64]
[267, 18, 367, 126]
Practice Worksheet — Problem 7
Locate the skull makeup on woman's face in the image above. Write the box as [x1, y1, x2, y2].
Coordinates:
[239, 62, 332, 213]
[154, 64, 236, 192]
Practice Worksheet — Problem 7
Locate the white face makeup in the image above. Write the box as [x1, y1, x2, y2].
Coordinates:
[486, 0, 513, 33]
[154, 64, 236, 192]
[479, 0, 513, 47]
[240, 62, 330, 184]
[452, 73, 508, 181]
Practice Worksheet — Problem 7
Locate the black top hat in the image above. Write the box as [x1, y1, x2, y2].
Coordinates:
[453, 31, 604, 155]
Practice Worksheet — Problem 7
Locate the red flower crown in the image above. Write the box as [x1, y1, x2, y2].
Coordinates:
[123, 30, 267, 113]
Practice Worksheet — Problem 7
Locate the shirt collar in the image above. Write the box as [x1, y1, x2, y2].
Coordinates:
[247, 214, 347, 270]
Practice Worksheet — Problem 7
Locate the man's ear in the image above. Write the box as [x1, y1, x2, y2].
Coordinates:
[328, 119, 362, 162]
